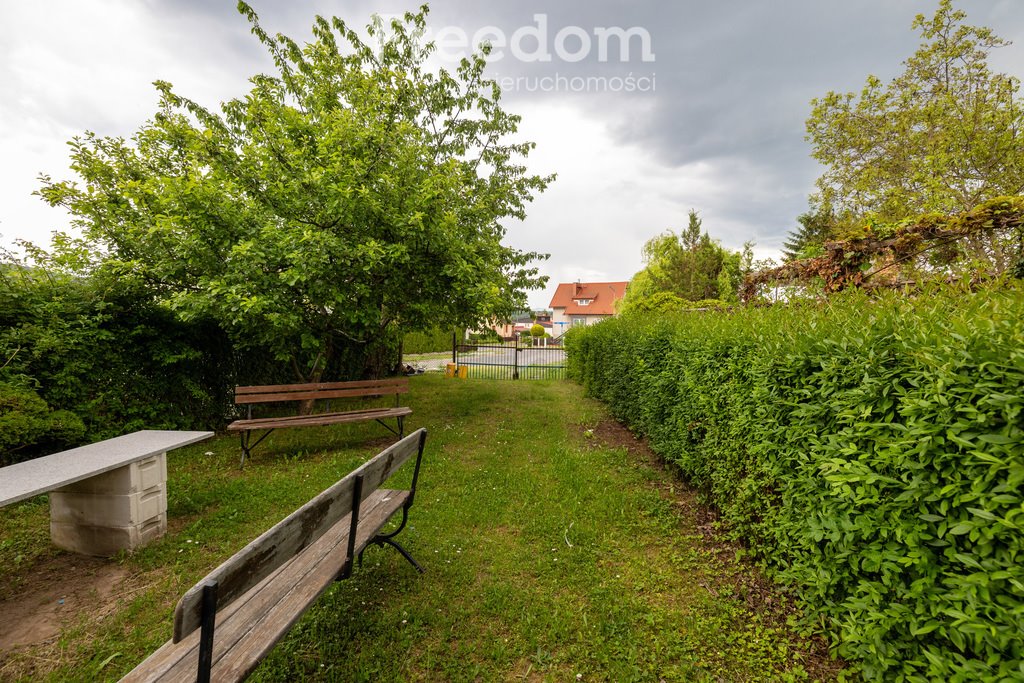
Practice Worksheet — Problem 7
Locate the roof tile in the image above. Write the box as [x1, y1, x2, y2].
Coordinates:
[549, 281, 628, 316]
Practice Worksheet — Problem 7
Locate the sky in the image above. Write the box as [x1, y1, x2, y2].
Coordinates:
[1, 1, 1023, 310]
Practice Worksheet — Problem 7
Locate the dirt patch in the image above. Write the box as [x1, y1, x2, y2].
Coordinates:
[583, 417, 846, 681]
[0, 555, 128, 652]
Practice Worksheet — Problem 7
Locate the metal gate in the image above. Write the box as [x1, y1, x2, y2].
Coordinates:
[453, 339, 566, 380]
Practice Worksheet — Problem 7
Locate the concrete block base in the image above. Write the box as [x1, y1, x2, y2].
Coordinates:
[48, 454, 168, 556]
[50, 486, 165, 527]
[50, 514, 167, 557]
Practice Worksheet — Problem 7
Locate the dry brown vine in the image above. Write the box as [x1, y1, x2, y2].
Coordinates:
[742, 196, 1024, 301]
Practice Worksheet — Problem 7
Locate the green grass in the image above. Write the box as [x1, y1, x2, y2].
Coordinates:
[0, 376, 838, 682]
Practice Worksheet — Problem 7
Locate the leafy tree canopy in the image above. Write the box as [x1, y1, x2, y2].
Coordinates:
[807, 0, 1024, 223]
[620, 210, 752, 313]
[37, 3, 552, 382]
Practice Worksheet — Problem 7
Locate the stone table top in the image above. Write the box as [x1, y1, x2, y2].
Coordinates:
[0, 430, 214, 507]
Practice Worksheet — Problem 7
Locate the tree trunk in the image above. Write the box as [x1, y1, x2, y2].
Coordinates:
[296, 340, 332, 415]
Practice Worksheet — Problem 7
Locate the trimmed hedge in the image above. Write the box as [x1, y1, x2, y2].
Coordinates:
[403, 327, 463, 355]
[565, 285, 1024, 681]
[0, 267, 236, 444]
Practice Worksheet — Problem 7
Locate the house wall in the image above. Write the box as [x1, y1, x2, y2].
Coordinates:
[551, 309, 611, 330]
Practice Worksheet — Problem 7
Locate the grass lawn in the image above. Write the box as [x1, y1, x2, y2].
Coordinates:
[0, 376, 841, 682]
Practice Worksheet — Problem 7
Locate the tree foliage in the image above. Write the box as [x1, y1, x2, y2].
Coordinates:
[620, 210, 751, 313]
[38, 3, 551, 382]
[807, 0, 1024, 222]
[781, 203, 840, 262]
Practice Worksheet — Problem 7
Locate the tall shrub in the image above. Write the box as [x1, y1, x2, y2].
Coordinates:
[565, 284, 1024, 681]
[0, 265, 233, 440]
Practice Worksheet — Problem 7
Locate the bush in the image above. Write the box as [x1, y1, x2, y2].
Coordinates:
[467, 329, 502, 344]
[0, 265, 234, 439]
[404, 327, 463, 355]
[0, 383, 86, 465]
[566, 283, 1024, 681]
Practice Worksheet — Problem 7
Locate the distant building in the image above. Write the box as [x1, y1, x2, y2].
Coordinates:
[549, 281, 628, 333]
[487, 310, 553, 340]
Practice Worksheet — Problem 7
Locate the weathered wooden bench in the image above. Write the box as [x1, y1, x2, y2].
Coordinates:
[0, 431, 213, 556]
[226, 378, 413, 467]
[121, 428, 428, 683]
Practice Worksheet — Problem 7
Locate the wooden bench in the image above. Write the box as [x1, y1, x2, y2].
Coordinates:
[226, 378, 413, 467]
[121, 428, 428, 683]
[0, 431, 213, 556]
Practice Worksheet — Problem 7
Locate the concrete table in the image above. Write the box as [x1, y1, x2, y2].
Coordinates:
[0, 430, 213, 556]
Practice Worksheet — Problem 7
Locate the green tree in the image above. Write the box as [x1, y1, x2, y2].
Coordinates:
[644, 211, 721, 301]
[807, 0, 1024, 222]
[38, 4, 551, 383]
[781, 203, 839, 261]
[620, 210, 751, 312]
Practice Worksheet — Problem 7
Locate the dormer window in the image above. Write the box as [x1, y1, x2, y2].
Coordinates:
[576, 298, 592, 306]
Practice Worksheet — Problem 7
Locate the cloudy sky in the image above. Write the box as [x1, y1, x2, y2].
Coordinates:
[2, 1, 1023, 309]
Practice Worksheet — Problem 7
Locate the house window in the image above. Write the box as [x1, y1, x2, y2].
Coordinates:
[575, 299, 592, 306]
[572, 317, 587, 327]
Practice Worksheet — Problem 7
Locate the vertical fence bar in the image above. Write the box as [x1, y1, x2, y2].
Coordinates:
[513, 338, 519, 380]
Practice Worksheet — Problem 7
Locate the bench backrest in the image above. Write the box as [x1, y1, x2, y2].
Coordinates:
[171, 428, 427, 642]
[234, 378, 409, 406]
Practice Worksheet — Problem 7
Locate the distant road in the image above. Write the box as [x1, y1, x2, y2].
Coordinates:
[405, 346, 565, 371]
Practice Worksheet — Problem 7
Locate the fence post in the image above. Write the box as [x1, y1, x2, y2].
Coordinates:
[452, 331, 457, 365]
[513, 337, 519, 380]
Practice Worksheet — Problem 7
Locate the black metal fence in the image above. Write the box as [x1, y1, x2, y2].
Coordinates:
[453, 340, 566, 380]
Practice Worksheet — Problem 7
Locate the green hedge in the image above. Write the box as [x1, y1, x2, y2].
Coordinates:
[403, 327, 462, 355]
[565, 285, 1024, 681]
[0, 267, 236, 446]
[0, 383, 86, 466]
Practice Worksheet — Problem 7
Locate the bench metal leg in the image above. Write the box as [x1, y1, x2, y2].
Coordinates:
[374, 418, 401, 438]
[239, 429, 274, 468]
[356, 505, 424, 574]
[363, 536, 424, 573]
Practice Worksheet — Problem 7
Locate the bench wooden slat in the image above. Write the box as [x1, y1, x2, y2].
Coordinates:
[214, 491, 406, 682]
[120, 489, 407, 683]
[226, 407, 412, 432]
[172, 429, 425, 641]
[234, 384, 409, 404]
[235, 378, 408, 395]
[231, 379, 412, 466]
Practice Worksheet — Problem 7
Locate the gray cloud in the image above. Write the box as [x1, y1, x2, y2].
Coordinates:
[2, 0, 1022, 309]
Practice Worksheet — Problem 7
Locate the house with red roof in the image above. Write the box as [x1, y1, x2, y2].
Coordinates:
[549, 281, 629, 335]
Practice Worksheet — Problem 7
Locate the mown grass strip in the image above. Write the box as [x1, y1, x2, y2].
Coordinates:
[0, 376, 837, 682]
